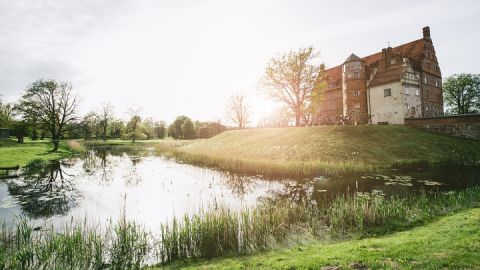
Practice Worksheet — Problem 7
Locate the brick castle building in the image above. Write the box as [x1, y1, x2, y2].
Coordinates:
[314, 26, 443, 125]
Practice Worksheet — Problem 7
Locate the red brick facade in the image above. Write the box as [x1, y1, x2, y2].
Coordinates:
[314, 26, 444, 125]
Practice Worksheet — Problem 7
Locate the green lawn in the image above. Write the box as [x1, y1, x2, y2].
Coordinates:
[156, 208, 480, 270]
[0, 138, 81, 167]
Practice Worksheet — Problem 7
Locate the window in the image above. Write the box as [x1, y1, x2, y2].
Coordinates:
[405, 88, 410, 95]
[354, 103, 360, 109]
[425, 62, 430, 68]
[353, 90, 360, 96]
[411, 107, 416, 116]
[435, 80, 439, 87]
[415, 89, 420, 96]
[384, 88, 391, 97]
[347, 73, 352, 79]
[424, 77, 428, 84]
[390, 59, 396, 65]
[354, 72, 360, 78]
[328, 82, 337, 88]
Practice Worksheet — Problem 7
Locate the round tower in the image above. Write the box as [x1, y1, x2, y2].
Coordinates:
[342, 53, 368, 124]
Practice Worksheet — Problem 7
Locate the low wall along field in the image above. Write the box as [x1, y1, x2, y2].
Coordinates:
[405, 114, 480, 140]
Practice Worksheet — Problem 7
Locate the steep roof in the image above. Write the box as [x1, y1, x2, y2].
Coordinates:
[363, 38, 425, 66]
[344, 53, 362, 63]
[324, 38, 426, 87]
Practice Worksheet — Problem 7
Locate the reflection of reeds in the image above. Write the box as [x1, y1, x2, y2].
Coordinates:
[1, 187, 479, 268]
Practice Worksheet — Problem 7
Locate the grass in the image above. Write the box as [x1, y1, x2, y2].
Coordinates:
[0, 188, 479, 269]
[0, 138, 85, 168]
[162, 208, 480, 270]
[154, 126, 480, 177]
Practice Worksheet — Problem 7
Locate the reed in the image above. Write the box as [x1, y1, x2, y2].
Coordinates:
[1, 188, 479, 268]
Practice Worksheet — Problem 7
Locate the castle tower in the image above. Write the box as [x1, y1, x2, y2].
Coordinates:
[342, 53, 368, 124]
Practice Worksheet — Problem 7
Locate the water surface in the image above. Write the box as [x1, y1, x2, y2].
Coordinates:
[1, 145, 479, 230]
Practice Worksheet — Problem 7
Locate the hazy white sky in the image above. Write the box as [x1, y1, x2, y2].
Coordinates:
[1, 0, 479, 124]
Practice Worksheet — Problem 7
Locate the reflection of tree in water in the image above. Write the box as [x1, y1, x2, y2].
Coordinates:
[7, 161, 80, 218]
[223, 173, 254, 198]
[82, 148, 113, 182]
[268, 180, 314, 204]
[125, 157, 142, 185]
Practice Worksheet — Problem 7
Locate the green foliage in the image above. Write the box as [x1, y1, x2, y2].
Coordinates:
[168, 116, 196, 140]
[260, 47, 323, 126]
[443, 73, 480, 114]
[126, 115, 143, 143]
[181, 119, 195, 139]
[0, 97, 14, 128]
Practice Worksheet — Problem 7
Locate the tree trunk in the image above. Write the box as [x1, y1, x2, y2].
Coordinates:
[103, 126, 107, 141]
[52, 136, 59, 152]
[295, 113, 301, 127]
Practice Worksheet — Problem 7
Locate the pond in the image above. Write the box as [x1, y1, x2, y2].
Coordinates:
[1, 145, 480, 230]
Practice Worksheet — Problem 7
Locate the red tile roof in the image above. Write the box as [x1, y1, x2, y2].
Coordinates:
[369, 65, 404, 87]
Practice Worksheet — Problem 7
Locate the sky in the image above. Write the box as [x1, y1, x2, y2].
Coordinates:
[1, 0, 479, 124]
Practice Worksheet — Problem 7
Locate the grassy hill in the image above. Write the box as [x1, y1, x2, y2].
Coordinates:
[170, 126, 480, 177]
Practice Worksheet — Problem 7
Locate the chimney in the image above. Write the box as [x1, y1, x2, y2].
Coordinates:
[423, 26, 430, 39]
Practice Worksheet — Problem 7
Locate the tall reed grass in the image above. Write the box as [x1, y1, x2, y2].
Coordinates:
[1, 188, 479, 268]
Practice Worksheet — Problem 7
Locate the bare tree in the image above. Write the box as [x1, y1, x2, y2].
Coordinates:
[96, 102, 114, 141]
[260, 47, 323, 127]
[226, 93, 250, 129]
[19, 80, 79, 151]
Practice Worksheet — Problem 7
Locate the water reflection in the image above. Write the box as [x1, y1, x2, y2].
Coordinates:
[6, 161, 79, 218]
[0, 145, 479, 230]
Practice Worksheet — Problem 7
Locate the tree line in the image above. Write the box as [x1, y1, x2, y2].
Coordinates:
[0, 80, 227, 150]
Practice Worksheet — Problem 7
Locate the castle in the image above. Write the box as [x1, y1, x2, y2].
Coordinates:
[314, 26, 443, 125]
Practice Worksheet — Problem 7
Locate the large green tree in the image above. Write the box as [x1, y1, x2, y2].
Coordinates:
[19, 80, 79, 151]
[260, 47, 323, 127]
[0, 96, 14, 128]
[443, 73, 480, 114]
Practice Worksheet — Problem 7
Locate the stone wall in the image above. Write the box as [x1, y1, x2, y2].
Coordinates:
[404, 114, 480, 140]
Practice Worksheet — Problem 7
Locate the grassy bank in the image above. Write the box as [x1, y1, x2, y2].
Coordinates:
[1, 188, 479, 269]
[163, 207, 480, 270]
[160, 126, 480, 177]
[0, 138, 85, 168]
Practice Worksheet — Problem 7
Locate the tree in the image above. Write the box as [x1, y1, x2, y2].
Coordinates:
[168, 116, 194, 139]
[19, 80, 79, 151]
[182, 118, 196, 139]
[226, 93, 250, 129]
[0, 96, 14, 128]
[142, 118, 156, 139]
[11, 121, 29, 143]
[443, 73, 480, 114]
[260, 47, 323, 126]
[96, 102, 114, 141]
[81, 112, 98, 140]
[154, 121, 167, 139]
[125, 107, 143, 143]
[110, 120, 125, 139]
